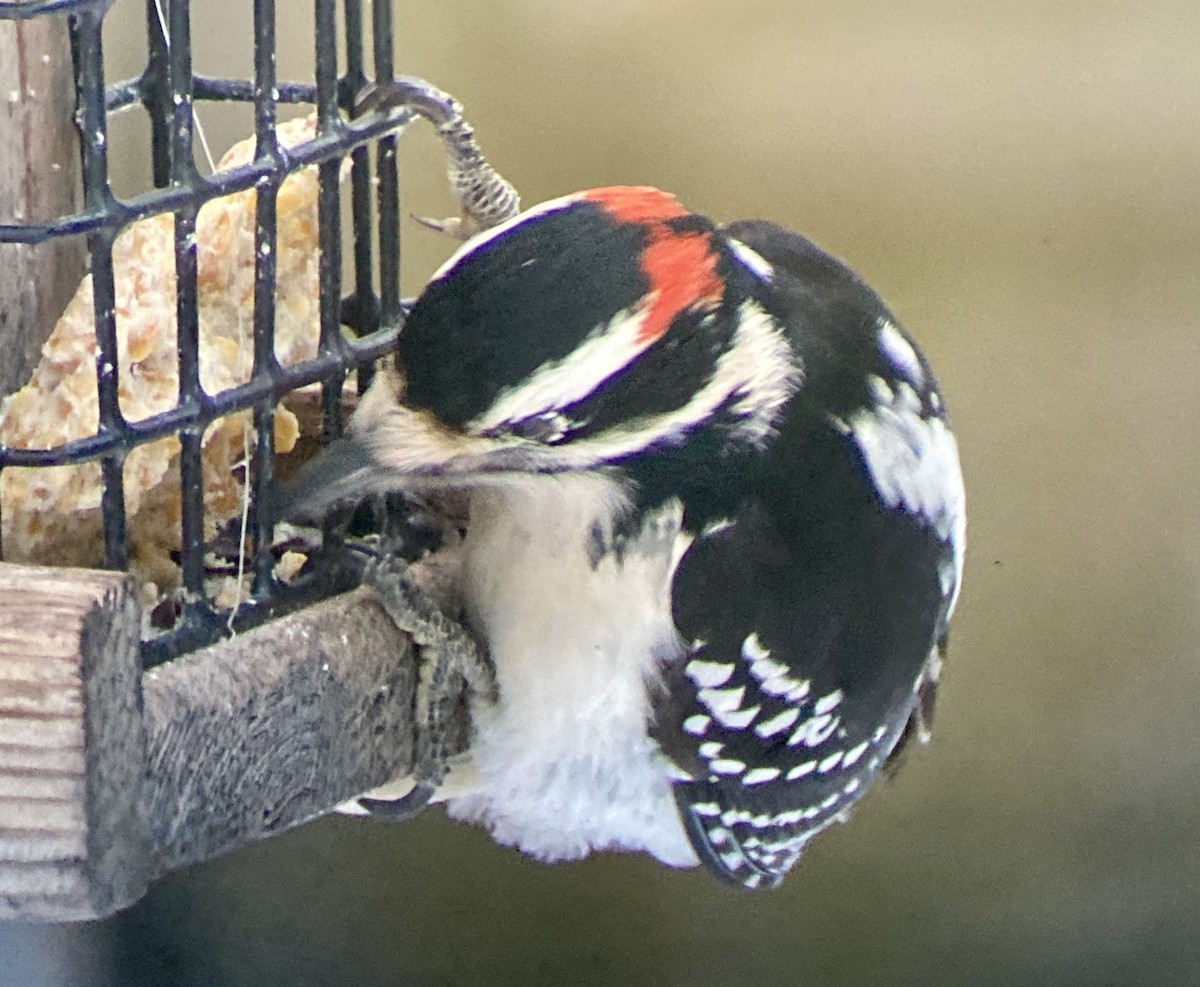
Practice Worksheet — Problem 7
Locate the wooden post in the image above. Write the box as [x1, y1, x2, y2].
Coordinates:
[0, 564, 424, 922]
[0, 12, 86, 397]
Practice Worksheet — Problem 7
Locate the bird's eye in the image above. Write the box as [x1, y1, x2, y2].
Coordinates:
[508, 412, 572, 444]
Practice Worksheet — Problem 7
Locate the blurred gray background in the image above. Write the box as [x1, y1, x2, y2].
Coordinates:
[3, 0, 1199, 984]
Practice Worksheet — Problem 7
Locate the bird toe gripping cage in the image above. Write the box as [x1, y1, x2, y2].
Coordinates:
[0, 0, 516, 665]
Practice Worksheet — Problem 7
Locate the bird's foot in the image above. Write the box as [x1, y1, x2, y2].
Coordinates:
[353, 76, 521, 241]
[356, 553, 495, 820]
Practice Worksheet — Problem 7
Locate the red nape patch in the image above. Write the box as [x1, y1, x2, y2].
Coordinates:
[582, 186, 691, 225]
[638, 233, 724, 344]
[581, 186, 725, 346]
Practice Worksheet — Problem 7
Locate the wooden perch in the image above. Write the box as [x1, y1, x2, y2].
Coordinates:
[0, 561, 426, 922]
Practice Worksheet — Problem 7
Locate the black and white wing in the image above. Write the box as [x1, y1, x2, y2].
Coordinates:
[658, 221, 964, 889]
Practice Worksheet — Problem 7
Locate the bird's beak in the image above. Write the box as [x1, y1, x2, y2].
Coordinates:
[273, 436, 383, 524]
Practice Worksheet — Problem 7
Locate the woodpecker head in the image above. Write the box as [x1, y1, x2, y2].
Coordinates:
[283, 187, 804, 516]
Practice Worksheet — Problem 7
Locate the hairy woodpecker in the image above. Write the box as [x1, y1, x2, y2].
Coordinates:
[285, 184, 965, 890]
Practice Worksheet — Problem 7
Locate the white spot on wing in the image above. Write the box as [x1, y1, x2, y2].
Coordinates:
[707, 826, 732, 847]
[686, 659, 734, 688]
[754, 707, 801, 739]
[842, 741, 869, 767]
[786, 760, 817, 780]
[711, 758, 747, 775]
[758, 672, 810, 703]
[814, 689, 843, 715]
[744, 634, 811, 702]
[818, 751, 844, 773]
[700, 517, 735, 538]
[741, 633, 770, 662]
[742, 767, 781, 786]
[720, 848, 747, 870]
[699, 685, 746, 714]
[712, 704, 761, 730]
[683, 714, 711, 736]
[787, 714, 840, 748]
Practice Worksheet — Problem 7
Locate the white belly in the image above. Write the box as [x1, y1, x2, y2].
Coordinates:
[445, 474, 697, 867]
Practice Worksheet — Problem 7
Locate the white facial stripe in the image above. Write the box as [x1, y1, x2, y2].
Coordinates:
[472, 298, 800, 466]
[507, 299, 799, 471]
[718, 300, 803, 446]
[469, 305, 652, 433]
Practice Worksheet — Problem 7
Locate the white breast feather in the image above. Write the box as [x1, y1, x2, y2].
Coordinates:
[445, 474, 698, 868]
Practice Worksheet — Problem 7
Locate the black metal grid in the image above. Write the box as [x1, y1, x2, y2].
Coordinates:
[0, 0, 411, 663]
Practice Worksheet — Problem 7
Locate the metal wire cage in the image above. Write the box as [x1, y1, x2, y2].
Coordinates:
[0, 0, 412, 663]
